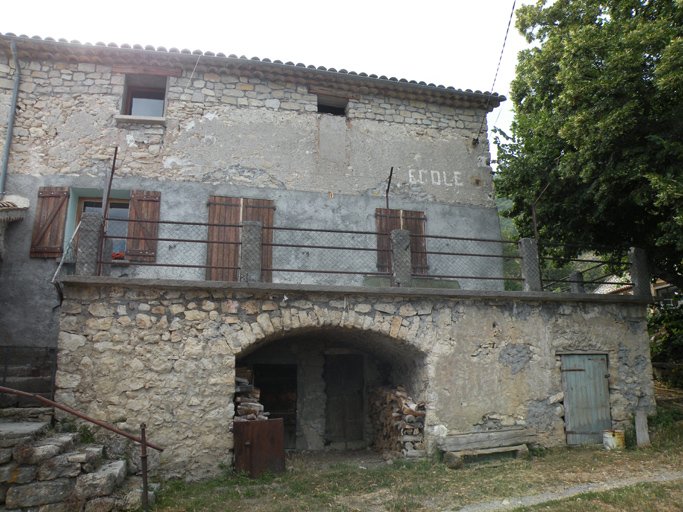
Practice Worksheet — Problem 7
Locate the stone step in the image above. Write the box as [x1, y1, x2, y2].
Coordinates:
[0, 365, 54, 378]
[0, 407, 53, 423]
[36, 445, 104, 481]
[0, 392, 52, 409]
[1, 376, 53, 393]
[74, 459, 127, 500]
[15, 433, 79, 465]
[0, 422, 49, 449]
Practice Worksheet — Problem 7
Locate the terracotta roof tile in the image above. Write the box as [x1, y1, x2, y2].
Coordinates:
[0, 32, 506, 108]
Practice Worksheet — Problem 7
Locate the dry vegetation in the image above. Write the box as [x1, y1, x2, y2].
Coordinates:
[154, 387, 683, 512]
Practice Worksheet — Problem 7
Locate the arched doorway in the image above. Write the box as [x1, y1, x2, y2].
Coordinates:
[235, 326, 427, 452]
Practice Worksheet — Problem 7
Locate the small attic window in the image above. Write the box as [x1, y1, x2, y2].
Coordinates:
[317, 95, 348, 116]
[123, 74, 167, 117]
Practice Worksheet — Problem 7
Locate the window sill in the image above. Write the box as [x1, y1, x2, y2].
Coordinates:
[114, 115, 167, 126]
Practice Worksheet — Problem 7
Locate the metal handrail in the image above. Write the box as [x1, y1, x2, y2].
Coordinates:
[0, 386, 162, 511]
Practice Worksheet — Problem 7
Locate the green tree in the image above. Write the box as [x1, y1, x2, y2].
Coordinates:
[495, 0, 683, 288]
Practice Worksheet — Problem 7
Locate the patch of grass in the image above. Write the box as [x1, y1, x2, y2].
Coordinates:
[154, 412, 683, 512]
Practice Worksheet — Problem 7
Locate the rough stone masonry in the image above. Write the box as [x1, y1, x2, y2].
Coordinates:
[56, 277, 655, 481]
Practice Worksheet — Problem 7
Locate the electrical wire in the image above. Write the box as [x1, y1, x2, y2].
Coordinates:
[475, 0, 517, 143]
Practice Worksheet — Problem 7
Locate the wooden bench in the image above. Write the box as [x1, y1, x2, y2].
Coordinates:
[438, 428, 536, 468]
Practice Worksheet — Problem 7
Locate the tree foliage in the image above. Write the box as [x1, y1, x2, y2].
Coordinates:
[495, 0, 683, 287]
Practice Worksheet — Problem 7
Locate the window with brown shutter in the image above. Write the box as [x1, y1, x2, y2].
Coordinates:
[206, 197, 275, 282]
[125, 190, 161, 262]
[30, 187, 70, 258]
[375, 208, 428, 275]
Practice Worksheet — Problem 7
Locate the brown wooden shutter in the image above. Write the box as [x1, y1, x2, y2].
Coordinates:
[206, 197, 275, 282]
[125, 190, 160, 262]
[30, 187, 69, 258]
[243, 198, 275, 283]
[206, 197, 241, 281]
[375, 208, 427, 275]
[402, 210, 428, 275]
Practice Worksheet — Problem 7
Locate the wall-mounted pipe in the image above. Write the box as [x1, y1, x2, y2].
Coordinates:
[0, 40, 20, 201]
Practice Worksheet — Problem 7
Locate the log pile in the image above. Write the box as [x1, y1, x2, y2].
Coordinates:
[370, 386, 426, 458]
[234, 367, 269, 422]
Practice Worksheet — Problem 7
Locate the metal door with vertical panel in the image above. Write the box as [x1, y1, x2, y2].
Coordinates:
[561, 354, 612, 444]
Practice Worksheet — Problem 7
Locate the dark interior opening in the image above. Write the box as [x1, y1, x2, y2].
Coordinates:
[253, 364, 297, 449]
[318, 103, 346, 116]
[317, 94, 348, 116]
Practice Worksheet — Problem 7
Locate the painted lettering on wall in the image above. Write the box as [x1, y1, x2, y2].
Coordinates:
[408, 169, 463, 187]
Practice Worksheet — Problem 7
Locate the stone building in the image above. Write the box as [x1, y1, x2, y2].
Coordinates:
[0, 33, 655, 481]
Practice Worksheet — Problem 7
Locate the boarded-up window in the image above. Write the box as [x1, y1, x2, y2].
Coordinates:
[125, 190, 161, 262]
[30, 187, 70, 258]
[375, 208, 427, 275]
[206, 197, 274, 282]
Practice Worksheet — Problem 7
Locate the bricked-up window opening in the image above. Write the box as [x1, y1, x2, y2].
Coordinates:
[317, 95, 348, 116]
[78, 198, 129, 256]
[123, 75, 167, 117]
[375, 208, 428, 275]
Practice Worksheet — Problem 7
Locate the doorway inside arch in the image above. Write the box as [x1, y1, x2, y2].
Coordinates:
[235, 329, 426, 453]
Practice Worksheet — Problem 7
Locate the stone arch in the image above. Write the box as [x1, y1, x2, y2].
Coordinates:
[230, 307, 429, 452]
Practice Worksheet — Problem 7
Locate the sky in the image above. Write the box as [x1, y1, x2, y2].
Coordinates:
[1, 0, 532, 161]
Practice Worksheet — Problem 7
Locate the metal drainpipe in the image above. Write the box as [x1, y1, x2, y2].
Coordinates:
[0, 40, 20, 201]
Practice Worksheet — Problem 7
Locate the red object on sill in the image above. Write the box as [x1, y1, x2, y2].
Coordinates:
[112, 252, 125, 260]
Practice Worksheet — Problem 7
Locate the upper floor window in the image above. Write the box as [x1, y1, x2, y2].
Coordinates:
[123, 74, 167, 117]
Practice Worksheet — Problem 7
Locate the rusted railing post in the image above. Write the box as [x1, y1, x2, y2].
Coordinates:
[141, 423, 149, 512]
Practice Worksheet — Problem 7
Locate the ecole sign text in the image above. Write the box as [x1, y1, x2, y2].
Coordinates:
[408, 169, 463, 187]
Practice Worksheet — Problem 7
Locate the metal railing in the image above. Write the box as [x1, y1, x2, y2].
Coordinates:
[91, 218, 522, 289]
[0, 386, 162, 512]
[52, 215, 639, 294]
[537, 243, 632, 293]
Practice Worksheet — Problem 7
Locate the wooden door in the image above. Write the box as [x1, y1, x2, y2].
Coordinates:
[324, 354, 364, 443]
[562, 354, 612, 444]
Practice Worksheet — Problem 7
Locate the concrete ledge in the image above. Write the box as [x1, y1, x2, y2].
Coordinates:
[114, 114, 166, 126]
[58, 275, 653, 305]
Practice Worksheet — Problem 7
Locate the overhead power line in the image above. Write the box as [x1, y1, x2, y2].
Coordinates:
[474, 0, 517, 145]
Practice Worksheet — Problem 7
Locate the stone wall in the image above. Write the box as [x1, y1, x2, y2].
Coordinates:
[56, 277, 655, 480]
[0, 52, 493, 207]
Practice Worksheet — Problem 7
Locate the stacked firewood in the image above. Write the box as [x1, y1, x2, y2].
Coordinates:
[234, 367, 269, 422]
[370, 386, 426, 458]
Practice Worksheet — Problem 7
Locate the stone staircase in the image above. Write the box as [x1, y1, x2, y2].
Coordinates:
[0, 348, 56, 409]
[0, 413, 155, 510]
